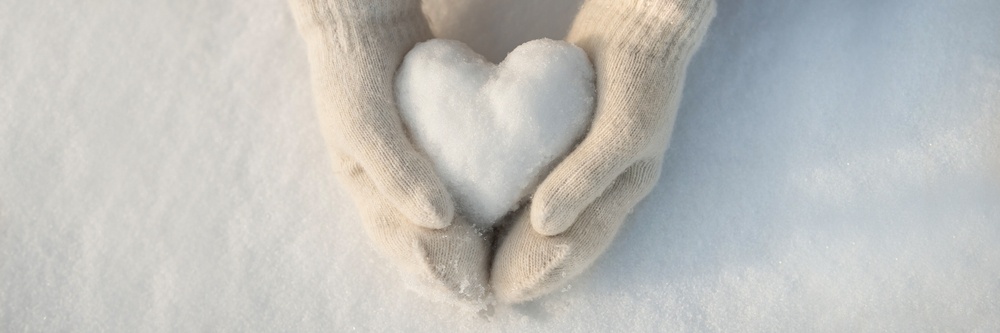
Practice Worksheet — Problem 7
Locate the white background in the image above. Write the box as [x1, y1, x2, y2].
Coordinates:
[2, 0, 998, 331]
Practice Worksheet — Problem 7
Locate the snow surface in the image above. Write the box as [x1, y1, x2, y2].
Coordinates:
[397, 38, 593, 228]
[2, 0, 999, 331]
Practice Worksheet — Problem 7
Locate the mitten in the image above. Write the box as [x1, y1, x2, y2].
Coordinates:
[289, 0, 491, 305]
[491, 0, 717, 303]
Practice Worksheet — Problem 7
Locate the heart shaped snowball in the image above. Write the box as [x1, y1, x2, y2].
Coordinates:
[396, 38, 595, 228]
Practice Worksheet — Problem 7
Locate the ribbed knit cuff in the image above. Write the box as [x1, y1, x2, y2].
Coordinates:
[568, 0, 716, 58]
[290, 0, 430, 53]
[327, 0, 424, 27]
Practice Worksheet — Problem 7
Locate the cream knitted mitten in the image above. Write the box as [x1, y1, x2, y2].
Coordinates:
[491, 0, 717, 303]
[289, 0, 490, 305]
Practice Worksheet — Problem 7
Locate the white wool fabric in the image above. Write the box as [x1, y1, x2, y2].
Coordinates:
[491, 0, 717, 303]
[288, 0, 491, 306]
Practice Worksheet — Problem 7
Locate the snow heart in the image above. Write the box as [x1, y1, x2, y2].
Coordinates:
[396, 38, 595, 228]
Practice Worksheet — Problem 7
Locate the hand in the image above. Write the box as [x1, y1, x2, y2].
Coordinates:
[491, 0, 717, 303]
[289, 0, 490, 305]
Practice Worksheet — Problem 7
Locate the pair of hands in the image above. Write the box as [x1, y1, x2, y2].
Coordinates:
[290, 0, 715, 305]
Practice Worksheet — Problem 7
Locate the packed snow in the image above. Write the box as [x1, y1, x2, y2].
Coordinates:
[2, 0, 999, 331]
[397, 38, 594, 227]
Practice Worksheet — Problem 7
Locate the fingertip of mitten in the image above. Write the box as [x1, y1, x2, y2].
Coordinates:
[492, 242, 571, 304]
[531, 216, 569, 237]
[408, 197, 454, 229]
[530, 198, 576, 236]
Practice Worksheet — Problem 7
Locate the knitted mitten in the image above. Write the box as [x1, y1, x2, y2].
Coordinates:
[289, 0, 491, 305]
[491, 0, 717, 303]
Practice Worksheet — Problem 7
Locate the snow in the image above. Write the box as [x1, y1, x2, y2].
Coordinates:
[2, 0, 999, 331]
[396, 38, 594, 228]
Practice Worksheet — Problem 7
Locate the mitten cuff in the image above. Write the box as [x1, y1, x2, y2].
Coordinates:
[568, 0, 716, 58]
[290, 0, 430, 53]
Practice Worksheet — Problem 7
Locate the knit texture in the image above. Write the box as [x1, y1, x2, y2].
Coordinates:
[289, 0, 491, 306]
[292, 0, 452, 230]
[491, 0, 717, 303]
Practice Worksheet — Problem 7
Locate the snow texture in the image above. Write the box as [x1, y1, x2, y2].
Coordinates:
[397, 38, 594, 228]
[2, 0, 999, 331]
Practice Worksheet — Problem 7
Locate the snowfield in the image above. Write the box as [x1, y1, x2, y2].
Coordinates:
[2, 0, 999, 331]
